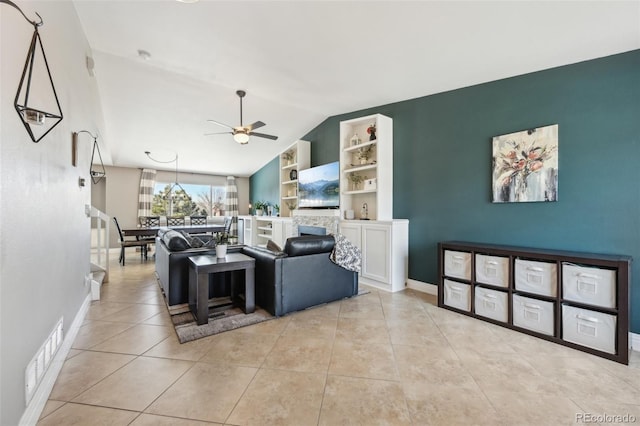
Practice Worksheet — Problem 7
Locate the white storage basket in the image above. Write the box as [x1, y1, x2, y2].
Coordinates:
[562, 305, 616, 354]
[474, 287, 508, 323]
[475, 254, 509, 287]
[562, 263, 616, 309]
[512, 294, 555, 336]
[444, 250, 471, 280]
[515, 259, 557, 297]
[443, 279, 471, 312]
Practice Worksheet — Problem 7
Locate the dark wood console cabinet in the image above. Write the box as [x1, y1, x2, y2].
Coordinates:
[438, 241, 632, 364]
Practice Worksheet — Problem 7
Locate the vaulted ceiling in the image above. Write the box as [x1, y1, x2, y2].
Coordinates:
[72, 0, 640, 176]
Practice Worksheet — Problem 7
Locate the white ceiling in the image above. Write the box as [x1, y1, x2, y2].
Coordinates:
[72, 0, 640, 177]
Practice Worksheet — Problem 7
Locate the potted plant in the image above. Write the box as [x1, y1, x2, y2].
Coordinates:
[357, 145, 373, 165]
[273, 204, 280, 216]
[254, 201, 265, 216]
[348, 174, 366, 190]
[282, 150, 295, 165]
[215, 231, 229, 258]
[286, 201, 296, 216]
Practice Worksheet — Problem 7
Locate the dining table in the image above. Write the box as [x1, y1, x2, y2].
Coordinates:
[122, 224, 225, 238]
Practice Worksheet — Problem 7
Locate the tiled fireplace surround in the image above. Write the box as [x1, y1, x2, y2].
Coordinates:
[292, 209, 340, 236]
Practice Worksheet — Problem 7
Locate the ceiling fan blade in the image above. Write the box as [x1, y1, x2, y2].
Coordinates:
[204, 131, 233, 136]
[248, 121, 266, 131]
[207, 119, 234, 130]
[249, 131, 278, 141]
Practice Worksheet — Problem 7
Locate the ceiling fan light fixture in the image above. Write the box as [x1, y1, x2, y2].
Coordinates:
[234, 132, 250, 144]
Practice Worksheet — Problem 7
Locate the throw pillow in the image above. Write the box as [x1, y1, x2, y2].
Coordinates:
[266, 239, 282, 253]
[179, 230, 194, 245]
[330, 233, 361, 272]
[162, 230, 191, 251]
[189, 237, 204, 248]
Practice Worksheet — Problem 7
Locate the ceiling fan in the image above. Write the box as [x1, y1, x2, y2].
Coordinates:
[205, 90, 278, 144]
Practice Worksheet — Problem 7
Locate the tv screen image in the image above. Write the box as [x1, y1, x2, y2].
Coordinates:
[298, 161, 340, 208]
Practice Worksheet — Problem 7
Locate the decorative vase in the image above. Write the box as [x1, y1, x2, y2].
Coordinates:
[350, 133, 361, 146]
[216, 244, 227, 258]
[255, 209, 263, 216]
[290, 169, 297, 180]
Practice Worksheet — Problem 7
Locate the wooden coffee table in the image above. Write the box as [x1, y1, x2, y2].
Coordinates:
[188, 253, 255, 325]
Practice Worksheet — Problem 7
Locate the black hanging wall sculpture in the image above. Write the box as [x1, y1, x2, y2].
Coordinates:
[2, 0, 63, 143]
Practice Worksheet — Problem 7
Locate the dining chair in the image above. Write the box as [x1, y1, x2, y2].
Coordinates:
[167, 216, 185, 226]
[113, 217, 148, 265]
[137, 216, 160, 253]
[139, 216, 160, 227]
[190, 215, 207, 225]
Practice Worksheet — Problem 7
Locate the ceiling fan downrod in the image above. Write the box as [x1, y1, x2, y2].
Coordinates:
[236, 90, 246, 127]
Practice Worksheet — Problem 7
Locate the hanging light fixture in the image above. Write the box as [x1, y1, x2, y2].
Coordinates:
[233, 131, 250, 144]
[2, 0, 63, 143]
[145, 151, 192, 216]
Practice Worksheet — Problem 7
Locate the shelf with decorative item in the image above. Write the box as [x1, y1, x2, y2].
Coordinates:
[344, 164, 377, 174]
[282, 195, 297, 200]
[282, 179, 297, 185]
[343, 139, 377, 153]
[282, 163, 297, 170]
[343, 188, 377, 195]
[257, 233, 272, 239]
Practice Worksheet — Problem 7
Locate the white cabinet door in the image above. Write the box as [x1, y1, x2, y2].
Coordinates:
[271, 220, 284, 247]
[361, 224, 390, 283]
[282, 219, 295, 245]
[339, 222, 362, 248]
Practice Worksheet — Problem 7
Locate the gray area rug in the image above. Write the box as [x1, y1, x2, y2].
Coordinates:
[171, 288, 369, 344]
[171, 307, 274, 344]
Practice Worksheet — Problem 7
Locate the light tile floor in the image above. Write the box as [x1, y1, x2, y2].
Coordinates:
[39, 255, 640, 425]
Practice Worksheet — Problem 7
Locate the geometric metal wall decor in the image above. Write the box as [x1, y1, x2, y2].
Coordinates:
[73, 131, 106, 184]
[90, 137, 106, 184]
[2, 0, 63, 143]
[492, 124, 559, 203]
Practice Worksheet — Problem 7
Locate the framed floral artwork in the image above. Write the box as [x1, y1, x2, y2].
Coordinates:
[492, 124, 558, 203]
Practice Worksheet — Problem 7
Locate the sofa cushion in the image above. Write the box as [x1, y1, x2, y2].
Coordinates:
[284, 235, 335, 257]
[162, 229, 191, 251]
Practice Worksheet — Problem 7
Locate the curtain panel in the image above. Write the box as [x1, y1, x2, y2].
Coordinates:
[225, 176, 239, 236]
[137, 168, 157, 219]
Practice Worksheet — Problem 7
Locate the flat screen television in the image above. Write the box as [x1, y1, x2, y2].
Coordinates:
[298, 161, 340, 208]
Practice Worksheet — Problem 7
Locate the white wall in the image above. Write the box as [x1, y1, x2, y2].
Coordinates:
[104, 166, 250, 247]
[0, 2, 104, 424]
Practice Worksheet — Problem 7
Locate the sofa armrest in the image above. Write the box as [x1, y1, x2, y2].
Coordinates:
[242, 246, 285, 316]
[280, 253, 358, 315]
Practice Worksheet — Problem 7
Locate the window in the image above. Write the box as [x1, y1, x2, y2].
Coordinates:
[152, 183, 226, 217]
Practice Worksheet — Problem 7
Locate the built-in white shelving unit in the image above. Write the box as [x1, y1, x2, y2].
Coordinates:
[280, 140, 310, 218]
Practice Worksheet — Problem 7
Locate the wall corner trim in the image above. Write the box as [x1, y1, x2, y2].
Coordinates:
[19, 294, 91, 426]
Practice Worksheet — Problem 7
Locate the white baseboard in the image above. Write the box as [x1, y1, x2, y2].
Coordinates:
[407, 279, 438, 296]
[631, 332, 640, 352]
[19, 294, 91, 426]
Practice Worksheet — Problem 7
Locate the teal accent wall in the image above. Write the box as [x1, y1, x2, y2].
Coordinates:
[249, 157, 280, 210]
[251, 50, 640, 332]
